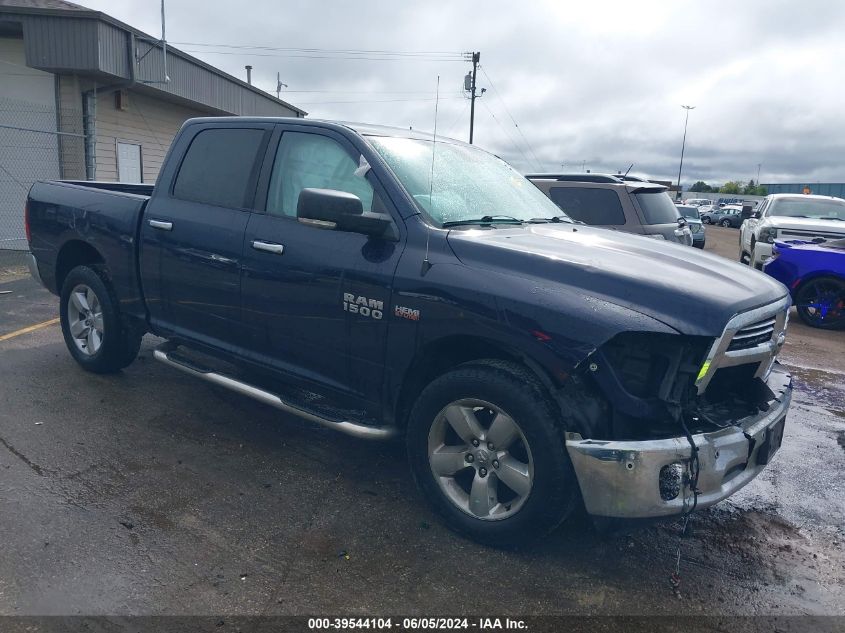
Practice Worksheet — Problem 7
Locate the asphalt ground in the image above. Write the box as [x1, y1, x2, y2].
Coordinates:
[0, 229, 843, 623]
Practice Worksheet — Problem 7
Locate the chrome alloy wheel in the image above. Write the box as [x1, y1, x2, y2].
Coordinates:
[427, 399, 534, 521]
[66, 284, 104, 356]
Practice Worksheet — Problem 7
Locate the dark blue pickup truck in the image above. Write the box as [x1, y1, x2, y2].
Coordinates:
[26, 117, 793, 545]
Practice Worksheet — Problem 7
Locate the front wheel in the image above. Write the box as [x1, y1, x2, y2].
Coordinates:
[795, 276, 845, 330]
[702, 217, 711, 224]
[60, 265, 142, 373]
[406, 360, 579, 546]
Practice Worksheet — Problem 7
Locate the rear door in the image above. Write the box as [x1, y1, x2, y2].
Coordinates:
[240, 125, 404, 407]
[140, 122, 272, 349]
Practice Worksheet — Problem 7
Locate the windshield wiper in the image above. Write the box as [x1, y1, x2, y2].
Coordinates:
[818, 216, 844, 221]
[442, 215, 525, 228]
[528, 215, 574, 224]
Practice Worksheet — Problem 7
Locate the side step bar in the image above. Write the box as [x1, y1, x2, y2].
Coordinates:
[153, 345, 398, 440]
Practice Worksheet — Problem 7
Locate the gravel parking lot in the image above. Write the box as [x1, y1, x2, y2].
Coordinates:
[1, 229, 843, 620]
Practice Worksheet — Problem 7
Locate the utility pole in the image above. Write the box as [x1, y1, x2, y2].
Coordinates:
[757, 163, 761, 185]
[276, 72, 288, 99]
[676, 105, 695, 200]
[468, 51, 480, 144]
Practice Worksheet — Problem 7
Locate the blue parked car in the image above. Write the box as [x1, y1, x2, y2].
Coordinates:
[764, 238, 845, 329]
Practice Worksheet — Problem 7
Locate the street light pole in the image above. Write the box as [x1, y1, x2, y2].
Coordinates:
[757, 163, 761, 186]
[676, 105, 695, 200]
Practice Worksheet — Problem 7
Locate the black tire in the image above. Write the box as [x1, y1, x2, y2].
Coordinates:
[406, 360, 579, 547]
[59, 265, 142, 373]
[794, 276, 845, 330]
[702, 217, 711, 224]
[720, 219, 731, 227]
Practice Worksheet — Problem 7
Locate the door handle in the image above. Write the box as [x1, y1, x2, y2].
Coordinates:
[252, 240, 285, 255]
[149, 219, 173, 231]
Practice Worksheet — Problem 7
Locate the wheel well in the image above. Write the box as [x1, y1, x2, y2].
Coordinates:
[55, 241, 104, 291]
[794, 273, 845, 295]
[393, 335, 552, 428]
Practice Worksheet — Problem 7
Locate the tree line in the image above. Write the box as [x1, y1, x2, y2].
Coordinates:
[688, 179, 768, 195]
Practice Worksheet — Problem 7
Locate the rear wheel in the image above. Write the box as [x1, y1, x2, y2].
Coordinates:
[407, 360, 579, 546]
[59, 265, 142, 373]
[720, 219, 732, 227]
[795, 276, 845, 330]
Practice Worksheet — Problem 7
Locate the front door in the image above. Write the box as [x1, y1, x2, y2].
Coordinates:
[241, 127, 403, 407]
[140, 124, 271, 349]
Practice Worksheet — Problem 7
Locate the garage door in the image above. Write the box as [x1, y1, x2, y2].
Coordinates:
[0, 36, 59, 251]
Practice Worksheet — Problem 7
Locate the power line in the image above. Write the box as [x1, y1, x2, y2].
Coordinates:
[172, 42, 467, 59]
[275, 89, 445, 94]
[297, 96, 464, 106]
[443, 100, 470, 138]
[479, 66, 543, 170]
[180, 49, 466, 62]
[478, 100, 535, 169]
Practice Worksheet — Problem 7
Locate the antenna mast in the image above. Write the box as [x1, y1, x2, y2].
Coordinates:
[422, 75, 440, 275]
[160, 0, 170, 82]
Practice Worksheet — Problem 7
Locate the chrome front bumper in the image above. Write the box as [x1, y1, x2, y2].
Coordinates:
[565, 365, 792, 518]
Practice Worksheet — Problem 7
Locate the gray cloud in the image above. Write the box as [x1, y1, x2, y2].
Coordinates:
[88, 0, 845, 187]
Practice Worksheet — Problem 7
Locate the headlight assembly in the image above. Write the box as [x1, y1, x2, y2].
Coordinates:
[759, 226, 778, 243]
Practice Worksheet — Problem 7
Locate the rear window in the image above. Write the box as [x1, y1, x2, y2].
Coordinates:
[173, 128, 265, 208]
[635, 191, 681, 224]
[677, 205, 700, 220]
[548, 187, 625, 225]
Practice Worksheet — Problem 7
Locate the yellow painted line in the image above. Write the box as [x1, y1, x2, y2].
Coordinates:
[0, 317, 60, 343]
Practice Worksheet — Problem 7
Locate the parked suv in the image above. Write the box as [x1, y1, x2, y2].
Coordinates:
[526, 174, 693, 245]
[740, 193, 845, 269]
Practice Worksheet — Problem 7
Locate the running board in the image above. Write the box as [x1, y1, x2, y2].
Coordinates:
[153, 345, 398, 440]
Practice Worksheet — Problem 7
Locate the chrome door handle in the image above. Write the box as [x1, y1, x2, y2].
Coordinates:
[149, 219, 173, 231]
[251, 240, 285, 255]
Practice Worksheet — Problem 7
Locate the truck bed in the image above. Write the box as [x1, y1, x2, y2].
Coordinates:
[27, 180, 152, 321]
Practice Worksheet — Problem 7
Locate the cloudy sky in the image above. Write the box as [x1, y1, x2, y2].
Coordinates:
[81, 0, 845, 188]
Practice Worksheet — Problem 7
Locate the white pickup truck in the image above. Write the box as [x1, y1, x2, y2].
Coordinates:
[739, 193, 845, 268]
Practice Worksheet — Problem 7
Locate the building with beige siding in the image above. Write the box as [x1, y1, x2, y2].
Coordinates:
[0, 0, 305, 249]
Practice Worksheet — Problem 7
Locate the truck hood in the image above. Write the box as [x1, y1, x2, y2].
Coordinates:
[764, 216, 845, 236]
[447, 223, 788, 337]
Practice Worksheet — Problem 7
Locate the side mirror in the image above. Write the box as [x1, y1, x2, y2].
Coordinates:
[297, 188, 392, 237]
[751, 210, 761, 219]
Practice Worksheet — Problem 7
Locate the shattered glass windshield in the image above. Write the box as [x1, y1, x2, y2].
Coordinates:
[367, 136, 570, 226]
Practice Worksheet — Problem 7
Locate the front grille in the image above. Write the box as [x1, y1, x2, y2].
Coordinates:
[780, 229, 845, 241]
[728, 316, 776, 351]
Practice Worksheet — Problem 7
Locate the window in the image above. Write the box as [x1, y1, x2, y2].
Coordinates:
[634, 191, 682, 224]
[367, 136, 568, 225]
[677, 205, 699, 220]
[173, 128, 265, 208]
[548, 187, 625, 225]
[266, 132, 375, 217]
[768, 197, 845, 220]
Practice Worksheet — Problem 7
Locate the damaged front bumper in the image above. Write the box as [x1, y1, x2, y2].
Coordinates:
[565, 364, 792, 518]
